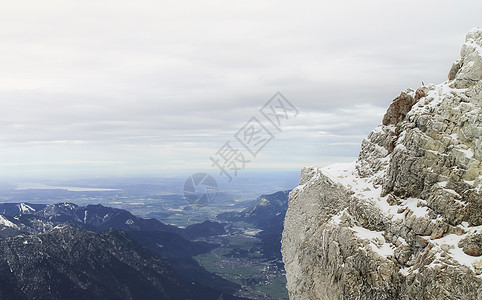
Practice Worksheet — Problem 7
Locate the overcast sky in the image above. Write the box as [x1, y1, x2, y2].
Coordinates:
[0, 0, 481, 180]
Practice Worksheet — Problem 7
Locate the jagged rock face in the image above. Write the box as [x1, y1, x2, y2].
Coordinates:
[282, 28, 482, 300]
[451, 29, 482, 88]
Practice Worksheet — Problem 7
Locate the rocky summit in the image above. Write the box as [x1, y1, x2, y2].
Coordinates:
[282, 28, 482, 300]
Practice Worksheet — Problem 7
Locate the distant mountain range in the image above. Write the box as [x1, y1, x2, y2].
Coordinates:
[218, 190, 290, 261]
[0, 202, 244, 300]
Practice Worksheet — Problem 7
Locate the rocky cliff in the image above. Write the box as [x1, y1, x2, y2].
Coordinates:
[282, 28, 482, 300]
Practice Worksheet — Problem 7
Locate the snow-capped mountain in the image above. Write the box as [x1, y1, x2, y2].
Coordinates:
[282, 28, 481, 299]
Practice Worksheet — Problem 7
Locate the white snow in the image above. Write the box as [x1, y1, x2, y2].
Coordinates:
[319, 159, 454, 226]
[399, 267, 411, 276]
[455, 147, 474, 159]
[351, 225, 394, 258]
[403, 198, 429, 218]
[0, 215, 19, 229]
[330, 208, 348, 225]
[292, 166, 322, 194]
[443, 188, 462, 198]
[321, 162, 399, 219]
[464, 180, 475, 187]
[321, 162, 358, 187]
[437, 181, 448, 188]
[450, 133, 459, 139]
[18, 203, 35, 214]
[351, 225, 383, 240]
[466, 28, 482, 56]
[430, 224, 482, 274]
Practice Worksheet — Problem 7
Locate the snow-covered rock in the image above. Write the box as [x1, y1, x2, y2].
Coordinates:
[0, 215, 19, 229]
[282, 28, 482, 300]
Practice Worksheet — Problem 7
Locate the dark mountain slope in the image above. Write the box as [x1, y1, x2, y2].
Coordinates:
[218, 190, 290, 260]
[0, 203, 244, 300]
[218, 191, 290, 227]
[0, 226, 216, 300]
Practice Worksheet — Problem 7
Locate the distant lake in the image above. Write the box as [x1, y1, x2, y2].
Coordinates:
[15, 183, 121, 192]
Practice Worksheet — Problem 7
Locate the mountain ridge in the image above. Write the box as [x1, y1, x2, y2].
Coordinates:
[0, 225, 244, 300]
[0, 202, 244, 300]
[218, 190, 290, 261]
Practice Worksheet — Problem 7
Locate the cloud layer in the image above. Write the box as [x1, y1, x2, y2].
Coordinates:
[1, 0, 481, 179]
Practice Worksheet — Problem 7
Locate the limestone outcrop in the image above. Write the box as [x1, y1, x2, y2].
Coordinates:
[282, 28, 482, 300]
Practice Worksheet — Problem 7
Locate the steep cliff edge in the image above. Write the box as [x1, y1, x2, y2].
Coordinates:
[282, 28, 482, 300]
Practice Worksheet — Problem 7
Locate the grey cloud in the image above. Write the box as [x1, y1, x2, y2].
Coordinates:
[0, 0, 481, 178]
